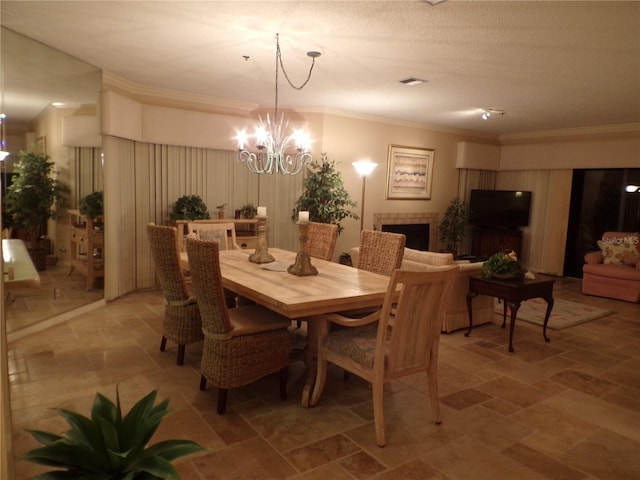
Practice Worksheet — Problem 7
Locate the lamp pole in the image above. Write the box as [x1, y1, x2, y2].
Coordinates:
[352, 160, 378, 231]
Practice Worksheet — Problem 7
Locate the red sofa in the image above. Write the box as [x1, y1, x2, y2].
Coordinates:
[582, 231, 640, 303]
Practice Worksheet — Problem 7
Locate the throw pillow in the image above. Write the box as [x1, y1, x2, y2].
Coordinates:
[598, 236, 640, 265]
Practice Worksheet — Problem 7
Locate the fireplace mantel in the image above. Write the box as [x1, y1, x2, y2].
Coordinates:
[373, 212, 439, 252]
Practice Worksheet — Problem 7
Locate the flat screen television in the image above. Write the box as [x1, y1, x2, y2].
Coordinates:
[469, 189, 532, 228]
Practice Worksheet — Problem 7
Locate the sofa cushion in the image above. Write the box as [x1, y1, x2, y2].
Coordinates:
[597, 235, 640, 266]
[402, 248, 454, 266]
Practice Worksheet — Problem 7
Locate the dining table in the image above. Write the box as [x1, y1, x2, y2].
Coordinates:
[3, 239, 41, 300]
[180, 247, 391, 406]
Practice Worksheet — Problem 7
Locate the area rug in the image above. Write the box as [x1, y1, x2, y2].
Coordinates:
[493, 298, 614, 330]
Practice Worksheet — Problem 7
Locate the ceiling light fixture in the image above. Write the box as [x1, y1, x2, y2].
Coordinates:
[481, 108, 506, 120]
[399, 77, 427, 86]
[423, 0, 448, 5]
[235, 34, 321, 175]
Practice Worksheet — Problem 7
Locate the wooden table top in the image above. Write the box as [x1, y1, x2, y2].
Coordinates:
[182, 248, 391, 319]
[2, 239, 41, 287]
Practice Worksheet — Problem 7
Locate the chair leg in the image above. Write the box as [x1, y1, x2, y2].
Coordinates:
[372, 380, 386, 447]
[176, 344, 185, 365]
[199, 375, 207, 391]
[427, 356, 442, 424]
[217, 388, 228, 415]
[280, 366, 288, 401]
[160, 336, 167, 352]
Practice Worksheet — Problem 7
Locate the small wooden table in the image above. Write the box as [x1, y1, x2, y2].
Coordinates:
[465, 274, 555, 352]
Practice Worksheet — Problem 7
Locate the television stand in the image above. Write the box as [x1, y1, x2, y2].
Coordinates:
[471, 227, 523, 258]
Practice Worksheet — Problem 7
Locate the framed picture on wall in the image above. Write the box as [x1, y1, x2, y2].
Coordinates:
[386, 145, 434, 200]
[35, 136, 46, 155]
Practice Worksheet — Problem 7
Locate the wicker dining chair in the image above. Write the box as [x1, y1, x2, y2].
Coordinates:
[357, 230, 406, 275]
[307, 222, 339, 261]
[186, 238, 292, 415]
[310, 265, 459, 447]
[147, 223, 204, 365]
[186, 222, 241, 250]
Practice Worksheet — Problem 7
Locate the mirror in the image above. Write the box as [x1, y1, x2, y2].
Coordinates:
[1, 28, 103, 337]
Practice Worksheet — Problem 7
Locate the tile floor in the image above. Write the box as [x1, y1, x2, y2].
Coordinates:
[8, 277, 640, 479]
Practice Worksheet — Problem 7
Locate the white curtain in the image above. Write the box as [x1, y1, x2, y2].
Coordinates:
[72, 147, 103, 207]
[103, 136, 303, 299]
[496, 170, 573, 275]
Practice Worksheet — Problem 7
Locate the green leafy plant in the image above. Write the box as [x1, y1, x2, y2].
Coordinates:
[79, 191, 104, 220]
[438, 198, 470, 253]
[481, 250, 522, 278]
[5, 150, 69, 247]
[169, 195, 210, 221]
[238, 203, 257, 219]
[22, 388, 207, 480]
[291, 153, 358, 233]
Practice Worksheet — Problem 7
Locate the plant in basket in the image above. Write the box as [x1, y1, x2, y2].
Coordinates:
[481, 249, 522, 279]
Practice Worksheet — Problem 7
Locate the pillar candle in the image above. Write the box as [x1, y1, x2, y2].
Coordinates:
[298, 211, 310, 223]
[257, 206, 267, 217]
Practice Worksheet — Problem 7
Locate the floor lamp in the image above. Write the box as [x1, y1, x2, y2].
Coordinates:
[352, 160, 378, 231]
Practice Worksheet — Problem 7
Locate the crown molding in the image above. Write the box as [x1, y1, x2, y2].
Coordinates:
[499, 123, 640, 144]
[101, 71, 257, 116]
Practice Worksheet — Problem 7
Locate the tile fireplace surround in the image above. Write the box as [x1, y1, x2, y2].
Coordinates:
[374, 212, 439, 252]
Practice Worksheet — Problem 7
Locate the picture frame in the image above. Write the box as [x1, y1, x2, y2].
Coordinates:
[386, 145, 434, 200]
[35, 136, 46, 155]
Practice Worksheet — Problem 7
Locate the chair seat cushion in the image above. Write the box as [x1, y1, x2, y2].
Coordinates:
[583, 263, 640, 281]
[229, 305, 291, 336]
[323, 323, 390, 369]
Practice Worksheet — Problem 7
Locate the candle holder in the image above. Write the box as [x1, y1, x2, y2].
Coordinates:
[288, 220, 318, 276]
[249, 216, 275, 264]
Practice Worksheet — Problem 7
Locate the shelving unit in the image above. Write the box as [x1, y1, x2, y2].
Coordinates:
[471, 228, 523, 258]
[175, 218, 259, 251]
[68, 209, 104, 291]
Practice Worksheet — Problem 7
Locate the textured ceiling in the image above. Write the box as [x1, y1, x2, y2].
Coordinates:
[1, 0, 639, 138]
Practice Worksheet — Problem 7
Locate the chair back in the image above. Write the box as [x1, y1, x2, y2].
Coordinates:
[378, 266, 458, 379]
[307, 222, 339, 261]
[357, 230, 406, 275]
[185, 238, 233, 335]
[147, 223, 190, 302]
[187, 222, 240, 250]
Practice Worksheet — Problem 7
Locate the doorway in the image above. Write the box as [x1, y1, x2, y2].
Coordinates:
[564, 168, 640, 278]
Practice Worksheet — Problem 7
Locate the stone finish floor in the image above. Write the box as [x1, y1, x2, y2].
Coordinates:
[8, 277, 640, 479]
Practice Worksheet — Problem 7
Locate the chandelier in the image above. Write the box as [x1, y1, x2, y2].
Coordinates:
[236, 34, 321, 175]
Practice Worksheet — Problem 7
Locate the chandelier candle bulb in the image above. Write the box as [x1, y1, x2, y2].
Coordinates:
[257, 206, 267, 217]
[298, 211, 310, 223]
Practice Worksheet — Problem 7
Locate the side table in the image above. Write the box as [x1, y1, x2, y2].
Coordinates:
[465, 274, 555, 352]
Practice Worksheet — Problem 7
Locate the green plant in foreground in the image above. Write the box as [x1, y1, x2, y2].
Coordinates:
[22, 389, 207, 479]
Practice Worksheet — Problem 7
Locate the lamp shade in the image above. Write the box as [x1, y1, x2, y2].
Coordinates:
[353, 160, 378, 177]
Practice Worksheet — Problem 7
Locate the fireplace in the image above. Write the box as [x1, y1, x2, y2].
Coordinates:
[374, 212, 439, 252]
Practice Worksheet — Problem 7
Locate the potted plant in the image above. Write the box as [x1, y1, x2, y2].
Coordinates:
[79, 190, 104, 228]
[237, 202, 257, 219]
[291, 153, 358, 233]
[5, 150, 69, 270]
[22, 388, 207, 479]
[169, 194, 210, 221]
[438, 197, 470, 256]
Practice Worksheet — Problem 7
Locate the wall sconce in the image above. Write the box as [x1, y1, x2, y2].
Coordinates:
[353, 160, 378, 231]
[625, 184, 640, 193]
